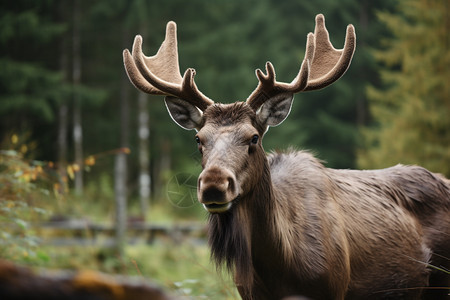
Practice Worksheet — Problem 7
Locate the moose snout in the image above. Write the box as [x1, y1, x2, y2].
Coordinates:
[198, 167, 239, 213]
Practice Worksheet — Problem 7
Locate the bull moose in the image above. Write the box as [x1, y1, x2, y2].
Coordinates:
[123, 14, 450, 300]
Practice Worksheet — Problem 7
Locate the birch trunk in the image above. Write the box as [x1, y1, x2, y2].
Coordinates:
[138, 92, 150, 220]
[57, 1, 69, 195]
[72, 0, 83, 195]
[114, 29, 131, 257]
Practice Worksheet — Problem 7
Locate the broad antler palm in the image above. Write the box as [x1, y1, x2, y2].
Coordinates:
[246, 14, 356, 110]
[123, 22, 214, 111]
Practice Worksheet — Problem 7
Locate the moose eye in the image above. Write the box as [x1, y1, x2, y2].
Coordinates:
[195, 136, 203, 154]
[251, 135, 259, 144]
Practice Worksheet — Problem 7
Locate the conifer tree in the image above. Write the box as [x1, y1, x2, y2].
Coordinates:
[358, 0, 450, 176]
[0, 1, 67, 136]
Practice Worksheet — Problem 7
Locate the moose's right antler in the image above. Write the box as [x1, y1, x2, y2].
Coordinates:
[123, 22, 214, 111]
[246, 14, 356, 111]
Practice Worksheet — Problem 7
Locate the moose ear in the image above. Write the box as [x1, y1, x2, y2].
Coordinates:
[256, 93, 294, 127]
[165, 96, 203, 130]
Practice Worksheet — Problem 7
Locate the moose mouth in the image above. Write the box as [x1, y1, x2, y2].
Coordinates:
[202, 195, 240, 213]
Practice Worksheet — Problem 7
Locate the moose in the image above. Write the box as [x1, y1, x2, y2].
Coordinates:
[123, 14, 450, 300]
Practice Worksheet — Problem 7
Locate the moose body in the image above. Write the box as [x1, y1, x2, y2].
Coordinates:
[123, 15, 450, 299]
[201, 104, 449, 300]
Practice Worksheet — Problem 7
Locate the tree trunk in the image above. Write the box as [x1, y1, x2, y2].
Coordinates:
[57, 1, 69, 195]
[156, 140, 171, 199]
[114, 152, 127, 258]
[57, 103, 68, 194]
[72, 0, 83, 195]
[138, 92, 150, 221]
[137, 23, 151, 221]
[114, 84, 129, 257]
[114, 29, 131, 257]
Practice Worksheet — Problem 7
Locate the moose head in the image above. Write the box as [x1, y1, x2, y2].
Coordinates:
[123, 14, 356, 214]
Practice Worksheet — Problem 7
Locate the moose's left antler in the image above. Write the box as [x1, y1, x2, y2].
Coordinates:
[246, 14, 356, 111]
[123, 21, 214, 111]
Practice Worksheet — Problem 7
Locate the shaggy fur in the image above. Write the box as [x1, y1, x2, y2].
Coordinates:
[122, 14, 449, 300]
[202, 104, 449, 300]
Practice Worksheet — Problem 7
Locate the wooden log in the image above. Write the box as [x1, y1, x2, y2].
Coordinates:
[0, 260, 174, 300]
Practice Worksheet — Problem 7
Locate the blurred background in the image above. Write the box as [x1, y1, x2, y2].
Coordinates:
[0, 0, 448, 298]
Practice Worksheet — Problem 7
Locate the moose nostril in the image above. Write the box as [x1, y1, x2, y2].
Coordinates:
[227, 177, 235, 193]
[198, 167, 238, 204]
[202, 187, 225, 203]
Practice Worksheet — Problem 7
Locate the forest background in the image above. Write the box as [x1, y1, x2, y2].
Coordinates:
[0, 0, 448, 298]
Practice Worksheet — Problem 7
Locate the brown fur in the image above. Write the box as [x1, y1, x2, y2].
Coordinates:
[122, 15, 449, 300]
[199, 103, 450, 300]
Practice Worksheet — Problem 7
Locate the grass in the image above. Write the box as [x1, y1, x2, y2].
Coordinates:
[20, 242, 239, 299]
[127, 244, 238, 299]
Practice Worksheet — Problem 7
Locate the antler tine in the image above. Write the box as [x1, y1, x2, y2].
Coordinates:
[304, 14, 356, 91]
[246, 14, 356, 111]
[123, 21, 213, 111]
[246, 33, 313, 111]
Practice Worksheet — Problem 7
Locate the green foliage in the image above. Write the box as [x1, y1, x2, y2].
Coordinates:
[0, 200, 47, 262]
[0, 1, 68, 124]
[0, 150, 50, 262]
[358, 0, 450, 176]
[0, 1, 106, 162]
[0, 59, 66, 122]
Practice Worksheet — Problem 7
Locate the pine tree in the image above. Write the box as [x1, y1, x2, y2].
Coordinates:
[0, 1, 106, 165]
[0, 1, 67, 142]
[358, 0, 450, 176]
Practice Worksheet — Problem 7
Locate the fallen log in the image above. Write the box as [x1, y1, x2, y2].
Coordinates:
[0, 259, 174, 300]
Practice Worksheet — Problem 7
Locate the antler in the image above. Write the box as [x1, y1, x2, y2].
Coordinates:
[123, 21, 214, 111]
[246, 14, 356, 111]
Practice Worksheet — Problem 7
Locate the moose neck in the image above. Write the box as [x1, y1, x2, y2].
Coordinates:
[207, 149, 279, 294]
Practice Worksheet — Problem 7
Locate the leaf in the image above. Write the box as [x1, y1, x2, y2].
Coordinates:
[32, 207, 47, 215]
[14, 218, 27, 230]
[0, 231, 12, 240]
[36, 250, 50, 262]
[67, 165, 75, 180]
[84, 156, 96, 166]
[0, 206, 11, 213]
